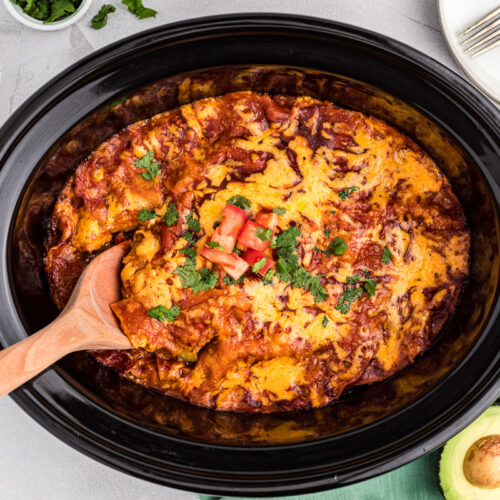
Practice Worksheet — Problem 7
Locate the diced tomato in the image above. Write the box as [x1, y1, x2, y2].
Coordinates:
[237, 220, 273, 251]
[200, 246, 249, 280]
[211, 204, 247, 253]
[241, 249, 275, 276]
[255, 211, 279, 231]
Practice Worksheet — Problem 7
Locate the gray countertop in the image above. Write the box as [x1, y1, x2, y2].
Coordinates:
[0, 1, 459, 498]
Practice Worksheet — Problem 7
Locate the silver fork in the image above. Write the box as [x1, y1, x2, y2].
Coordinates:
[459, 6, 500, 57]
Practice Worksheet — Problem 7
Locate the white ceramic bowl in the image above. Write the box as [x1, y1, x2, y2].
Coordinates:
[2, 0, 93, 31]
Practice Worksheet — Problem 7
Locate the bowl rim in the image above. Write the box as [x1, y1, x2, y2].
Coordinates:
[0, 13, 499, 496]
[2, 0, 93, 31]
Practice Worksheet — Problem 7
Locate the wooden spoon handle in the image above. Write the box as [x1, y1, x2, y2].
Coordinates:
[0, 312, 86, 397]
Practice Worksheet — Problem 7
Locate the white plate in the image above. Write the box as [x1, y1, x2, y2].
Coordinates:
[439, 0, 500, 105]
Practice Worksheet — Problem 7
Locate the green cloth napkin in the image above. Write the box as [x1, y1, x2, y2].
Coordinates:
[200, 450, 443, 500]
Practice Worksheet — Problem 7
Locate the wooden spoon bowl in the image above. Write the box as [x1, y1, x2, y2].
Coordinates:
[0, 242, 132, 397]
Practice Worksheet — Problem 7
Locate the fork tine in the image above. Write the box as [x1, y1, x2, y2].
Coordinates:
[465, 27, 500, 51]
[459, 6, 500, 37]
[461, 18, 500, 44]
[471, 38, 500, 57]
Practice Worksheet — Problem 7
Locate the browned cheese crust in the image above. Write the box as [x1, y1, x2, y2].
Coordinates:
[45, 91, 470, 413]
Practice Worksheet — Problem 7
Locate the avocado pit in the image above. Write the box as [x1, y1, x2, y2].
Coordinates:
[463, 434, 500, 489]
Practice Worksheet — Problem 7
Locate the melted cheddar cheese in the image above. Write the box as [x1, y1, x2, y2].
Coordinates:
[45, 92, 469, 413]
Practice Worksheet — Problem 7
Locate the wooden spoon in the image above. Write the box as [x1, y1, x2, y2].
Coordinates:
[0, 242, 132, 398]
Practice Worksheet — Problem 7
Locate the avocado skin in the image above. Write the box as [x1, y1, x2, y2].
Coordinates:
[440, 406, 500, 500]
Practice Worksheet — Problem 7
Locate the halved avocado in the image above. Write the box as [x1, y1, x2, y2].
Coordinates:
[440, 406, 500, 500]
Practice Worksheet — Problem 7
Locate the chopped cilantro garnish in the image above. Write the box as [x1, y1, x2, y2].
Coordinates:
[363, 279, 377, 297]
[322, 315, 329, 327]
[346, 273, 362, 284]
[323, 229, 331, 238]
[174, 252, 217, 293]
[329, 237, 347, 256]
[336, 271, 378, 313]
[338, 186, 359, 201]
[315, 237, 347, 257]
[164, 202, 178, 226]
[186, 212, 201, 233]
[137, 208, 158, 221]
[273, 207, 286, 215]
[122, 0, 157, 19]
[272, 225, 301, 249]
[382, 247, 392, 265]
[223, 274, 236, 285]
[180, 247, 196, 259]
[330, 209, 336, 214]
[223, 274, 246, 285]
[134, 150, 161, 185]
[252, 257, 268, 274]
[261, 269, 274, 285]
[147, 305, 180, 322]
[91, 4, 115, 29]
[181, 231, 194, 242]
[205, 241, 224, 250]
[336, 287, 364, 314]
[256, 226, 273, 242]
[227, 195, 251, 211]
[271, 224, 327, 301]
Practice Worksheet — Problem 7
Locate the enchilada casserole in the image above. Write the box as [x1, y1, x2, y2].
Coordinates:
[45, 91, 470, 413]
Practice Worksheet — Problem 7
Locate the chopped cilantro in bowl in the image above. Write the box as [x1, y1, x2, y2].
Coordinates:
[6, 0, 91, 29]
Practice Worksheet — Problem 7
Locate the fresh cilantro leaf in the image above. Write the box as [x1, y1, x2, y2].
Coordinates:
[182, 231, 194, 242]
[227, 195, 251, 211]
[206, 241, 224, 250]
[252, 257, 268, 274]
[336, 287, 364, 314]
[137, 208, 158, 221]
[198, 268, 218, 291]
[330, 209, 336, 214]
[322, 315, 329, 327]
[338, 186, 359, 201]
[91, 4, 115, 29]
[223, 274, 236, 285]
[336, 271, 377, 313]
[186, 212, 201, 233]
[273, 207, 286, 215]
[48, 0, 76, 22]
[213, 220, 221, 229]
[261, 269, 274, 285]
[256, 226, 273, 242]
[309, 275, 328, 302]
[164, 202, 178, 226]
[134, 150, 161, 185]
[382, 247, 392, 265]
[147, 305, 180, 322]
[271, 224, 326, 301]
[180, 247, 196, 259]
[273, 225, 301, 249]
[323, 229, 331, 238]
[122, 0, 157, 19]
[290, 267, 311, 288]
[290, 268, 327, 302]
[329, 237, 347, 256]
[363, 279, 377, 297]
[174, 253, 217, 293]
[346, 273, 362, 284]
